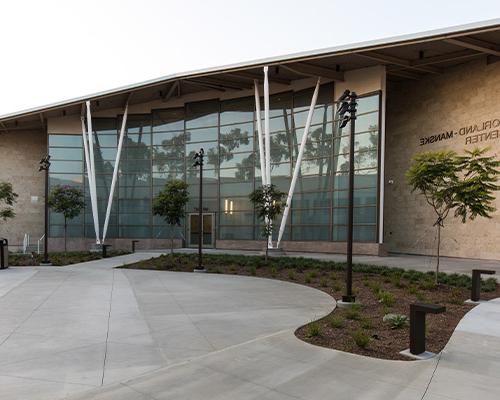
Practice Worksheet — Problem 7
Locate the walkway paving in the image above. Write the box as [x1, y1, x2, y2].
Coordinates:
[0, 252, 498, 399]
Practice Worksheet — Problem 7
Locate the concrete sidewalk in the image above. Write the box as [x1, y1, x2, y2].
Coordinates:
[165, 247, 500, 276]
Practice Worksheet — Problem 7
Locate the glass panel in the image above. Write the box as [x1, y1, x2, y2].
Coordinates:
[153, 108, 184, 132]
[153, 131, 185, 146]
[49, 147, 82, 160]
[292, 191, 330, 208]
[220, 196, 252, 211]
[50, 160, 82, 174]
[49, 174, 83, 186]
[219, 226, 253, 240]
[186, 100, 219, 129]
[220, 211, 254, 225]
[220, 137, 253, 153]
[220, 97, 253, 125]
[357, 95, 379, 114]
[49, 135, 82, 147]
[354, 225, 377, 241]
[220, 152, 254, 169]
[120, 226, 152, 238]
[119, 214, 151, 225]
[220, 167, 254, 180]
[185, 127, 218, 142]
[220, 122, 253, 141]
[292, 225, 330, 241]
[292, 209, 330, 225]
[220, 182, 253, 197]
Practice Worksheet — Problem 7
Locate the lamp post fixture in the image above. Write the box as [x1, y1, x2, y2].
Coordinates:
[338, 90, 358, 303]
[193, 148, 205, 272]
[38, 154, 51, 266]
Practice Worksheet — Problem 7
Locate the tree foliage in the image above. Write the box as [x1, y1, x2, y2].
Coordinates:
[249, 184, 286, 261]
[0, 182, 18, 221]
[406, 147, 499, 282]
[152, 179, 189, 254]
[48, 185, 85, 252]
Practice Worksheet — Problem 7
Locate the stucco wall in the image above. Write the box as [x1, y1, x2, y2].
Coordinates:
[385, 58, 500, 260]
[0, 129, 45, 249]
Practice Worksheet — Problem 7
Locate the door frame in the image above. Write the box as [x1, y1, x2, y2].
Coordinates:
[187, 212, 215, 248]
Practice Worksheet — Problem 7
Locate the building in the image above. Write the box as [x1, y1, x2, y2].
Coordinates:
[1, 19, 499, 260]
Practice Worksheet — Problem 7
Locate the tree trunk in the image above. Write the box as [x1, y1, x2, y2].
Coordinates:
[170, 225, 174, 256]
[64, 217, 67, 254]
[435, 223, 441, 285]
[265, 241, 269, 263]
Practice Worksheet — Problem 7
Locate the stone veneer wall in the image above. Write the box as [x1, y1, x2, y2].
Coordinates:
[384, 58, 500, 260]
[0, 129, 46, 249]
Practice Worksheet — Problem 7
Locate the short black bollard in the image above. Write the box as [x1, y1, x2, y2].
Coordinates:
[0, 238, 8, 269]
[131, 240, 140, 253]
[410, 302, 446, 355]
[471, 269, 496, 302]
[102, 244, 111, 258]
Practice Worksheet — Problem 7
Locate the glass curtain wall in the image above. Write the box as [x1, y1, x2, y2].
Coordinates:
[48, 84, 381, 243]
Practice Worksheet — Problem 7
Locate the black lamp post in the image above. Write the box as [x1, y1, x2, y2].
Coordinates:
[193, 148, 205, 272]
[338, 90, 358, 303]
[38, 155, 51, 265]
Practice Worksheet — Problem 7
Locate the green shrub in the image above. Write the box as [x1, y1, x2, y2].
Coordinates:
[330, 317, 344, 329]
[345, 304, 362, 320]
[377, 291, 395, 307]
[320, 278, 328, 287]
[305, 272, 312, 283]
[482, 278, 497, 292]
[407, 285, 418, 295]
[360, 318, 374, 330]
[333, 284, 341, 292]
[383, 313, 409, 329]
[288, 270, 296, 280]
[307, 321, 322, 337]
[416, 291, 427, 302]
[249, 265, 257, 276]
[310, 270, 318, 279]
[352, 330, 370, 348]
[330, 272, 337, 281]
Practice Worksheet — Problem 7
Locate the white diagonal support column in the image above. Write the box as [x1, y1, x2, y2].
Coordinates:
[263, 67, 273, 248]
[254, 80, 267, 186]
[277, 78, 321, 248]
[102, 101, 129, 243]
[263, 66, 271, 187]
[85, 101, 101, 244]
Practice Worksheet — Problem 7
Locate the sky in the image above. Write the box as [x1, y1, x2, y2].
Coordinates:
[1, 0, 500, 116]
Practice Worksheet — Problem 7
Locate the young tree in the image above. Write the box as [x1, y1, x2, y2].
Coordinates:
[152, 179, 189, 255]
[249, 184, 286, 262]
[0, 182, 18, 221]
[406, 147, 499, 283]
[48, 185, 85, 253]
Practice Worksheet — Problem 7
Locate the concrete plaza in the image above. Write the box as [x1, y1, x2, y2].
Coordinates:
[0, 252, 499, 399]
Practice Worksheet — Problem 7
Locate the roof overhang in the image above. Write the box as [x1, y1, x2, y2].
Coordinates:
[2, 18, 500, 132]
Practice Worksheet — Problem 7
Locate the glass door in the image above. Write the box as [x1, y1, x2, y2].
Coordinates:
[188, 213, 214, 247]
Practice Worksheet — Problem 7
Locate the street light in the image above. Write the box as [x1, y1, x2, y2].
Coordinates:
[38, 155, 51, 266]
[337, 90, 358, 303]
[193, 148, 205, 272]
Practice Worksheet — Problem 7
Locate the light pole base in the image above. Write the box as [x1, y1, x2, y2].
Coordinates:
[400, 349, 438, 360]
[260, 247, 285, 256]
[39, 262, 53, 266]
[193, 268, 207, 273]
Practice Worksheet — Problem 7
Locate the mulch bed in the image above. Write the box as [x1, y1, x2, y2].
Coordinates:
[118, 253, 500, 360]
[9, 250, 130, 266]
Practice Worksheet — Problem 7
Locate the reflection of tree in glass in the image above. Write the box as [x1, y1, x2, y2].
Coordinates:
[153, 132, 186, 177]
[120, 134, 152, 199]
[339, 125, 378, 172]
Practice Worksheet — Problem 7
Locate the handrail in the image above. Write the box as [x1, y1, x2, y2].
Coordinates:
[37, 234, 45, 255]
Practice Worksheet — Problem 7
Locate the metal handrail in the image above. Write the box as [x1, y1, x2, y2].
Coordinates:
[37, 234, 45, 255]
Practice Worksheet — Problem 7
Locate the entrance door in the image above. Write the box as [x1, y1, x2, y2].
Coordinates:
[188, 213, 215, 248]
